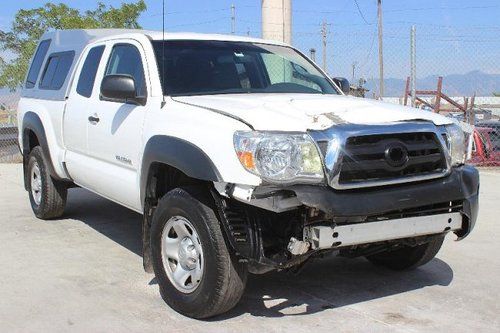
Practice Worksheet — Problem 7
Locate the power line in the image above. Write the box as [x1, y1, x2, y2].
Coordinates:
[165, 17, 230, 29]
[381, 34, 498, 42]
[146, 7, 230, 17]
[385, 5, 500, 13]
[353, 0, 371, 25]
[357, 27, 377, 72]
[241, 4, 497, 14]
[328, 20, 500, 29]
[239, 4, 355, 14]
[144, 3, 500, 19]
[238, 18, 320, 27]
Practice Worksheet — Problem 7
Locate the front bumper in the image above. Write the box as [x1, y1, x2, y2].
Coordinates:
[305, 212, 462, 250]
[290, 165, 479, 240]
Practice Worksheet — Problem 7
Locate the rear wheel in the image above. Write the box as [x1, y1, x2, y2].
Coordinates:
[151, 188, 247, 319]
[366, 235, 445, 270]
[27, 146, 67, 219]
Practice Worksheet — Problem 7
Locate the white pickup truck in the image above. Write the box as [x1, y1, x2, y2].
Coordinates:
[18, 29, 479, 318]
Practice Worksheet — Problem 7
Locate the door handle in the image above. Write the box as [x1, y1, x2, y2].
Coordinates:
[88, 114, 100, 124]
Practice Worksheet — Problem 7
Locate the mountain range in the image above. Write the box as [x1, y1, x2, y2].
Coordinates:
[364, 71, 500, 97]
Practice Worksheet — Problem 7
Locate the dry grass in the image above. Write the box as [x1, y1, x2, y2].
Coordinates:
[0, 109, 19, 162]
[0, 110, 16, 125]
[0, 154, 22, 163]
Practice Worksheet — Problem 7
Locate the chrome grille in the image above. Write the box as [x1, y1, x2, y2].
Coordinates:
[338, 132, 447, 185]
[308, 122, 451, 189]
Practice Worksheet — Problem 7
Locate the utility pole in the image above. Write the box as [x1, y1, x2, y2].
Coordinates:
[377, 0, 384, 99]
[231, 4, 235, 34]
[410, 25, 416, 107]
[281, 0, 286, 42]
[352, 62, 357, 82]
[321, 21, 328, 73]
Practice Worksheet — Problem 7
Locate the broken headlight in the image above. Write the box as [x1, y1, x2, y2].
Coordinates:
[233, 131, 324, 183]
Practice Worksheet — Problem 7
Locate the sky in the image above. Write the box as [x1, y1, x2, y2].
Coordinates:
[0, 0, 499, 80]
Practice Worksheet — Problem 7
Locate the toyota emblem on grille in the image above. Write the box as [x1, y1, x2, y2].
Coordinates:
[384, 142, 409, 168]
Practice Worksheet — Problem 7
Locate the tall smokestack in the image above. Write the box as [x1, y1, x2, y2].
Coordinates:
[262, 0, 292, 44]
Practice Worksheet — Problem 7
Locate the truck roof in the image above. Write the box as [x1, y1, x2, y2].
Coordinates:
[40, 29, 288, 49]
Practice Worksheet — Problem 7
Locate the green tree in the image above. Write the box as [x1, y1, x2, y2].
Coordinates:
[0, 1, 146, 90]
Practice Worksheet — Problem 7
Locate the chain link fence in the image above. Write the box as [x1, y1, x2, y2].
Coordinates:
[292, 23, 499, 167]
[0, 22, 498, 166]
[0, 90, 20, 163]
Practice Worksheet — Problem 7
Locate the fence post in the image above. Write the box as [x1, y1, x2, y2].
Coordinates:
[377, 0, 384, 99]
[403, 77, 410, 106]
[309, 48, 316, 62]
[231, 4, 235, 34]
[7, 109, 13, 125]
[410, 25, 417, 108]
[468, 99, 475, 126]
[434, 77, 443, 113]
[321, 21, 328, 73]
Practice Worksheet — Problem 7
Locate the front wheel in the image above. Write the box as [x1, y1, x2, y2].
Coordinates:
[150, 188, 247, 319]
[366, 235, 445, 271]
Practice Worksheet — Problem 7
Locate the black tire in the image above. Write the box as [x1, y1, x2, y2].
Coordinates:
[366, 235, 445, 271]
[150, 187, 247, 319]
[26, 146, 67, 219]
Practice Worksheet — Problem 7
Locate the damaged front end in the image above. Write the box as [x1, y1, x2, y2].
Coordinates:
[210, 182, 309, 273]
[217, 121, 479, 273]
[212, 164, 479, 274]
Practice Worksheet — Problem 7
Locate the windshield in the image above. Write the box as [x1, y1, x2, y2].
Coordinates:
[152, 40, 339, 96]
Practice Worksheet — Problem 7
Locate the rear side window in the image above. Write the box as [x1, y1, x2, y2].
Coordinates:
[25, 39, 51, 88]
[76, 46, 105, 97]
[39, 51, 75, 90]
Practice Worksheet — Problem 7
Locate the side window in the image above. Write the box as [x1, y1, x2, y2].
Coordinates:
[105, 44, 146, 97]
[25, 39, 51, 88]
[76, 46, 105, 98]
[39, 51, 75, 90]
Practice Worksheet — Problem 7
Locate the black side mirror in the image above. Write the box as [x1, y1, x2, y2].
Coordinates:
[333, 77, 350, 95]
[101, 74, 138, 102]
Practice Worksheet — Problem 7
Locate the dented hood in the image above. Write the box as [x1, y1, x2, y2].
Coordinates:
[173, 94, 453, 131]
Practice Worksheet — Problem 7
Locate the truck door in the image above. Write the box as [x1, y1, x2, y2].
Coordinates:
[64, 43, 106, 182]
[71, 39, 149, 211]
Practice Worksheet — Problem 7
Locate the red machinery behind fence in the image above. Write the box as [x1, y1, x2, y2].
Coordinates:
[470, 127, 500, 167]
